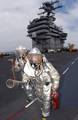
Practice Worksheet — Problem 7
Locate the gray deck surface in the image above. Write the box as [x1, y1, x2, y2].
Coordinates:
[0, 52, 78, 120]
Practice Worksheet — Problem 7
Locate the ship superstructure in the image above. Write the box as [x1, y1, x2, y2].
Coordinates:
[27, 1, 67, 52]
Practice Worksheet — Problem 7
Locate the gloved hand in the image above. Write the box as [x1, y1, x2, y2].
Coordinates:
[51, 90, 60, 110]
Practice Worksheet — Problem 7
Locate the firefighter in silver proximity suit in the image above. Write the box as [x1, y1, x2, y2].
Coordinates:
[14, 46, 28, 71]
[20, 47, 60, 118]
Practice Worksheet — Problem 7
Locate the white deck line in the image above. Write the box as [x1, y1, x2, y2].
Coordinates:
[72, 61, 75, 65]
[62, 67, 69, 75]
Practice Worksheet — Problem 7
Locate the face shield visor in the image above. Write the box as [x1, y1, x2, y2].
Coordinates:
[28, 54, 43, 69]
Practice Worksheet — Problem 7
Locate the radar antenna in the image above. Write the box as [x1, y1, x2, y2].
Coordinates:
[38, 0, 62, 17]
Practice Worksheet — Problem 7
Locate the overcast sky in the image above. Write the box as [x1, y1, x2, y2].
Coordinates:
[0, 0, 78, 51]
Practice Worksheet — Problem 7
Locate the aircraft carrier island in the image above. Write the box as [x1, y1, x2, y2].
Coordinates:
[27, 1, 67, 52]
[0, 1, 78, 120]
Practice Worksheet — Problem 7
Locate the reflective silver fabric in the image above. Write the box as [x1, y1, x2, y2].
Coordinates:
[14, 52, 60, 117]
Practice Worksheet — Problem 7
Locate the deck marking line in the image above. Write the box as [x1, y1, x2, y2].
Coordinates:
[72, 61, 75, 65]
[62, 56, 78, 76]
[75, 57, 78, 61]
[62, 67, 69, 75]
[6, 107, 25, 120]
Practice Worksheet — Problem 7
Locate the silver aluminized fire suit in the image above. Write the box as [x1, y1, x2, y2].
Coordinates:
[14, 48, 60, 117]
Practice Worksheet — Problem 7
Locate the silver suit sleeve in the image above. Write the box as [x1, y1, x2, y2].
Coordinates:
[46, 62, 60, 90]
